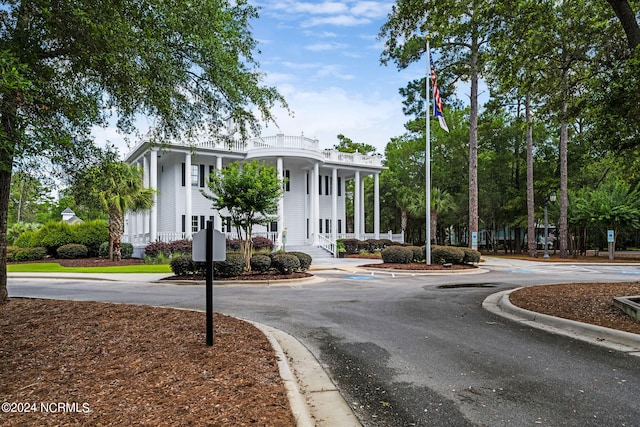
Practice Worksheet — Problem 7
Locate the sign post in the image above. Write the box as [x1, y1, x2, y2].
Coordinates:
[193, 222, 226, 346]
[607, 229, 615, 262]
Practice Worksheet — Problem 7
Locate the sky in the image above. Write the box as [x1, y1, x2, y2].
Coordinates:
[94, 0, 428, 157]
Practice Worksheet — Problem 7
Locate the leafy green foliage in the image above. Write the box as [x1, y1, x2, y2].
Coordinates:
[214, 253, 245, 278]
[271, 253, 300, 275]
[57, 244, 89, 259]
[37, 221, 75, 256]
[430, 246, 465, 265]
[203, 160, 282, 270]
[72, 220, 108, 257]
[14, 247, 47, 262]
[250, 254, 272, 273]
[287, 252, 312, 272]
[381, 246, 414, 264]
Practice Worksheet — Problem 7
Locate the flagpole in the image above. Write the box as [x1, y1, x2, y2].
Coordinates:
[425, 35, 432, 265]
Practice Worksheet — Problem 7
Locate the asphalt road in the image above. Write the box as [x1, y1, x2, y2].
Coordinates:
[8, 261, 640, 426]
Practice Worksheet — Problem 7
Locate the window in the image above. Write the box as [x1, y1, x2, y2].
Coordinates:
[306, 219, 309, 239]
[181, 215, 186, 233]
[191, 165, 199, 186]
[319, 218, 323, 234]
[319, 175, 322, 195]
[181, 163, 186, 187]
[200, 164, 205, 187]
[209, 165, 214, 184]
[223, 217, 232, 233]
[270, 221, 278, 232]
[325, 176, 329, 195]
[338, 177, 342, 196]
[325, 219, 330, 234]
[306, 173, 309, 194]
[338, 219, 342, 234]
[192, 215, 199, 233]
[284, 170, 290, 192]
[200, 215, 205, 230]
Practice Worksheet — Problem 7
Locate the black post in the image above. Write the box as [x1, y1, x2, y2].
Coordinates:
[206, 220, 214, 346]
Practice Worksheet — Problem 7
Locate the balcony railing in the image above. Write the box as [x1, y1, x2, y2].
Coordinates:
[127, 130, 383, 167]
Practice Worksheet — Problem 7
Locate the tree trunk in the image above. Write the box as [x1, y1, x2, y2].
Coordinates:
[430, 209, 437, 245]
[468, 35, 480, 249]
[525, 94, 537, 257]
[0, 95, 18, 303]
[109, 209, 124, 262]
[559, 102, 569, 259]
[605, 0, 640, 49]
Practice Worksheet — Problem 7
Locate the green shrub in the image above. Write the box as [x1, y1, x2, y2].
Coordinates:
[99, 241, 134, 259]
[14, 247, 47, 262]
[57, 243, 89, 259]
[38, 221, 75, 256]
[461, 248, 481, 264]
[120, 243, 134, 259]
[357, 240, 370, 252]
[430, 245, 465, 265]
[406, 245, 425, 262]
[250, 254, 272, 272]
[214, 253, 245, 278]
[271, 253, 300, 274]
[14, 230, 39, 248]
[342, 238, 360, 254]
[72, 220, 108, 256]
[378, 239, 393, 248]
[99, 241, 110, 258]
[170, 255, 195, 276]
[381, 246, 414, 264]
[8, 223, 41, 246]
[6, 246, 19, 262]
[288, 251, 312, 272]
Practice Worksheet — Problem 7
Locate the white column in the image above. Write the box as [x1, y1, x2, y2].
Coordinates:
[332, 168, 338, 256]
[215, 157, 223, 231]
[312, 162, 320, 245]
[185, 152, 192, 239]
[360, 174, 365, 236]
[149, 149, 158, 242]
[374, 173, 380, 239]
[276, 157, 284, 250]
[143, 155, 149, 238]
[354, 170, 361, 240]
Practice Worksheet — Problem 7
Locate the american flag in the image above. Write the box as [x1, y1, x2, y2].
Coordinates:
[430, 55, 449, 133]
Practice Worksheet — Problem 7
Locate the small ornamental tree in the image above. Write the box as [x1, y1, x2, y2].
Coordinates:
[203, 160, 282, 271]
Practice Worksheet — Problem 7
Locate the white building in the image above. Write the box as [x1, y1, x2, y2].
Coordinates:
[123, 133, 402, 256]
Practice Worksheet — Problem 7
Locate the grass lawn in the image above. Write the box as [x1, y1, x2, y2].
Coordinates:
[7, 263, 172, 274]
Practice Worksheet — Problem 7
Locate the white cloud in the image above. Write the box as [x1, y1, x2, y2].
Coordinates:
[264, 86, 407, 152]
[305, 41, 348, 51]
[301, 14, 371, 27]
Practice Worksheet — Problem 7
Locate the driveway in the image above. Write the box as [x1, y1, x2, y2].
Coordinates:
[8, 259, 640, 426]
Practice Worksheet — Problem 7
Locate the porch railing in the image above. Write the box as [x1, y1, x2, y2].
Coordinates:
[317, 234, 336, 256]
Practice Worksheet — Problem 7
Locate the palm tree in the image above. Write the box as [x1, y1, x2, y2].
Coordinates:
[73, 157, 154, 261]
[430, 188, 456, 245]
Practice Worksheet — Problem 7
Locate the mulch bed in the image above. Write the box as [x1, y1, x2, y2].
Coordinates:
[510, 282, 640, 335]
[360, 262, 476, 271]
[0, 299, 295, 426]
[166, 271, 313, 281]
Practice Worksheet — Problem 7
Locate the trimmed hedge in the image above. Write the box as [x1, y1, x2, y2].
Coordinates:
[57, 243, 89, 259]
[342, 238, 360, 254]
[14, 247, 47, 262]
[406, 245, 425, 262]
[462, 248, 481, 264]
[381, 246, 414, 264]
[72, 220, 108, 256]
[288, 251, 312, 272]
[214, 253, 245, 278]
[13, 230, 38, 248]
[430, 245, 465, 265]
[271, 253, 300, 274]
[99, 242, 134, 259]
[6, 246, 19, 262]
[38, 221, 75, 256]
[250, 254, 272, 272]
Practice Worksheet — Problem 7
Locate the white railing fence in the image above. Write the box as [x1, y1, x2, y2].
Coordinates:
[317, 234, 336, 256]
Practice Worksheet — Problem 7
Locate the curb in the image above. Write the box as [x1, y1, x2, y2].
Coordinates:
[249, 322, 361, 427]
[483, 289, 640, 356]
